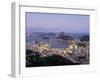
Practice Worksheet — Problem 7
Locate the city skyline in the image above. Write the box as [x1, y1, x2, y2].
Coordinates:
[26, 12, 89, 33]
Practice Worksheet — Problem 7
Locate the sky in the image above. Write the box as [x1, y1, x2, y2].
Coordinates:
[26, 12, 89, 33]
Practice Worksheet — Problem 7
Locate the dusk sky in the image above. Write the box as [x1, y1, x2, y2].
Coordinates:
[26, 12, 89, 33]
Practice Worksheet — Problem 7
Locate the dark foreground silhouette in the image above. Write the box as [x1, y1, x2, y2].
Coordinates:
[26, 50, 79, 67]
